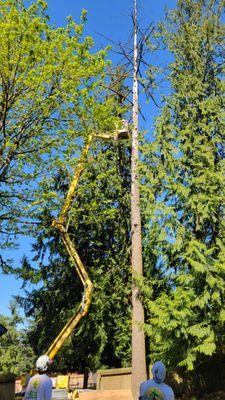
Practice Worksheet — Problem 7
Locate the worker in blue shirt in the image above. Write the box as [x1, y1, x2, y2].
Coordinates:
[139, 361, 174, 400]
[24, 355, 52, 400]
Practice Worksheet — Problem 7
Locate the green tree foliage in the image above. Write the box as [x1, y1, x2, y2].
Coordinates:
[141, 0, 225, 371]
[0, 302, 35, 375]
[1, 0, 131, 372]
[16, 139, 131, 372]
[0, 0, 114, 268]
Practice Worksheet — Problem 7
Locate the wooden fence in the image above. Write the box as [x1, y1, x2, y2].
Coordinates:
[79, 389, 132, 400]
[78, 368, 133, 400]
[97, 367, 132, 391]
[0, 375, 15, 400]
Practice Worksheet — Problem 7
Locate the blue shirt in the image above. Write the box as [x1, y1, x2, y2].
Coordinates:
[24, 374, 52, 400]
[140, 379, 174, 400]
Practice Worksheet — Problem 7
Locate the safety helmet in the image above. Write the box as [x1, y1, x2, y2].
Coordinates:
[36, 355, 51, 372]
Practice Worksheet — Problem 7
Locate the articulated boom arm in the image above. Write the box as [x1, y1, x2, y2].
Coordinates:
[46, 134, 94, 360]
[46, 124, 129, 360]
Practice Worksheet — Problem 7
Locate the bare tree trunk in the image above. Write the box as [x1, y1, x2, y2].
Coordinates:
[131, 0, 147, 399]
[83, 367, 89, 389]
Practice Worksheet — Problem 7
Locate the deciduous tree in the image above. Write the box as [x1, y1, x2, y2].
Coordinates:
[0, 302, 35, 375]
[0, 0, 110, 269]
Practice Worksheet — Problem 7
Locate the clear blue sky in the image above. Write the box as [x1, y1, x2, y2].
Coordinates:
[1, 0, 176, 317]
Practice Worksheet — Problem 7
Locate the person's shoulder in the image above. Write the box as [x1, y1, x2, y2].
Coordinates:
[29, 374, 39, 382]
[140, 379, 155, 394]
[28, 374, 42, 388]
[163, 383, 175, 400]
[140, 379, 155, 388]
[140, 379, 155, 385]
[41, 374, 52, 380]
[43, 374, 52, 385]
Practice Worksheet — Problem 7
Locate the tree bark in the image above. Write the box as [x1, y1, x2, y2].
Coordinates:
[131, 0, 147, 399]
[83, 367, 89, 389]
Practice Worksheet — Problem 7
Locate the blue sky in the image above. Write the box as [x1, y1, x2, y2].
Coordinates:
[1, 0, 176, 318]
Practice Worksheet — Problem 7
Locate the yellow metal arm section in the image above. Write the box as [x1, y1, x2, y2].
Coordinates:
[46, 135, 94, 360]
[57, 134, 94, 228]
[46, 231, 93, 359]
[46, 123, 130, 360]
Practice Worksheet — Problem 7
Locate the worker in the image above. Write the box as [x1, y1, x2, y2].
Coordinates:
[24, 354, 52, 400]
[139, 361, 174, 400]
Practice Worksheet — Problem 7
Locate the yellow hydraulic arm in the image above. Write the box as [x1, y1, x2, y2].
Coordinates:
[46, 134, 93, 360]
[46, 124, 129, 360]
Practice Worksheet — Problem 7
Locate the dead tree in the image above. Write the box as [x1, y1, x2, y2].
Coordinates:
[131, 0, 147, 398]
[96, 3, 156, 396]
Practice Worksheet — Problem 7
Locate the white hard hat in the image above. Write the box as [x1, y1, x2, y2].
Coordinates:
[36, 355, 51, 372]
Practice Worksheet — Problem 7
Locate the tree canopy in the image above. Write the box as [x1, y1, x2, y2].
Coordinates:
[0, 302, 35, 375]
[2, 0, 131, 374]
[0, 0, 116, 269]
[16, 139, 132, 373]
[141, 0, 225, 371]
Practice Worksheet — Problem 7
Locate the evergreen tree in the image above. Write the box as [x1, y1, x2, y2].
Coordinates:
[16, 139, 131, 373]
[142, 0, 225, 371]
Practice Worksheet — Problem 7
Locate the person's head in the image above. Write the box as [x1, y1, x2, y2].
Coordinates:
[152, 361, 166, 384]
[36, 355, 51, 374]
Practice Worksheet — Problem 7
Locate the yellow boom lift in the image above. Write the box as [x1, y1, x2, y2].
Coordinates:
[46, 122, 129, 360]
